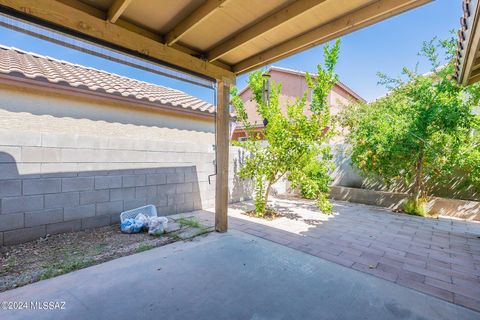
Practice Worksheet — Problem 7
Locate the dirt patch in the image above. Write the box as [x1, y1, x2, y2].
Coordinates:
[242, 207, 280, 220]
[0, 217, 212, 292]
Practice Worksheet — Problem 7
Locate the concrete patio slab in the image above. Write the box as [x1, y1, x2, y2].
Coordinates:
[0, 230, 478, 320]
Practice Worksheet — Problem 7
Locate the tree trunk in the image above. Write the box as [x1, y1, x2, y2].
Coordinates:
[264, 181, 273, 209]
[413, 153, 423, 200]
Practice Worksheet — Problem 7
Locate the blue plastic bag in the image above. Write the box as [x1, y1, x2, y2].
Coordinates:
[120, 218, 144, 234]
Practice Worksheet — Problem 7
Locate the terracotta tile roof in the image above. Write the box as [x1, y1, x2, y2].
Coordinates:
[0, 45, 214, 115]
[454, 0, 476, 81]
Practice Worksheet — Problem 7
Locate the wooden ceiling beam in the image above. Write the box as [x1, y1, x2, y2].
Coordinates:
[233, 0, 432, 74]
[464, 41, 480, 84]
[207, 0, 328, 62]
[0, 0, 234, 80]
[471, 55, 480, 72]
[468, 71, 480, 84]
[107, 0, 133, 23]
[469, 65, 480, 78]
[165, 0, 230, 46]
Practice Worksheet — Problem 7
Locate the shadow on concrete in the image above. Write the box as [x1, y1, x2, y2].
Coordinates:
[1, 229, 479, 320]
[197, 196, 480, 313]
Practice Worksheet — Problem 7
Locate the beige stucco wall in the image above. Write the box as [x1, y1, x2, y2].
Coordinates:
[0, 84, 215, 142]
[328, 85, 352, 116]
[238, 69, 359, 124]
[330, 186, 480, 221]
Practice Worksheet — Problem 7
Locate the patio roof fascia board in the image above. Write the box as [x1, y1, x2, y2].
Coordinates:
[206, 0, 329, 63]
[165, 0, 232, 46]
[232, 0, 432, 75]
[0, 0, 235, 82]
[107, 0, 133, 24]
[457, 0, 480, 85]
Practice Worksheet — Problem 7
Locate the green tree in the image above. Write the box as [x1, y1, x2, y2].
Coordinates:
[231, 40, 340, 216]
[339, 35, 480, 215]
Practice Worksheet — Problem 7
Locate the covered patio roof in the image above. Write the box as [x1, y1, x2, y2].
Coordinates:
[0, 0, 431, 80]
[0, 0, 432, 232]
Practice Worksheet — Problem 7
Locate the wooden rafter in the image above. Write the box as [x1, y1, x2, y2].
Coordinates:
[468, 70, 480, 84]
[471, 56, 480, 75]
[165, 0, 230, 46]
[0, 0, 234, 80]
[233, 0, 432, 74]
[472, 56, 480, 71]
[207, 0, 328, 62]
[107, 0, 133, 23]
[469, 65, 480, 79]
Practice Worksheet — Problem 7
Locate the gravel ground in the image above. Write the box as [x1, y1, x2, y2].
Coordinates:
[0, 216, 212, 292]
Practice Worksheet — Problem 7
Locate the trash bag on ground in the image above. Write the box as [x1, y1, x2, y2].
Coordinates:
[148, 217, 169, 236]
[135, 213, 150, 229]
[120, 218, 144, 234]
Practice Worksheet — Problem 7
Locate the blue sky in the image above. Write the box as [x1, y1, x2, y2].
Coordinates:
[0, 0, 461, 104]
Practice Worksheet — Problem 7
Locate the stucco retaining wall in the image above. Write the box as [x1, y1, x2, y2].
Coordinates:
[330, 186, 480, 221]
[330, 144, 478, 201]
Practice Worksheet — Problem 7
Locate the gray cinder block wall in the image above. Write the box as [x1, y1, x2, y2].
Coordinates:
[0, 130, 206, 245]
[0, 129, 250, 245]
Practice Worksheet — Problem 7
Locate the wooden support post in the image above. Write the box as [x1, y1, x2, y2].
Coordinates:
[215, 78, 232, 232]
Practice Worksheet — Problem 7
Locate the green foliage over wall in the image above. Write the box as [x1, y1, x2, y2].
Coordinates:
[339, 34, 480, 216]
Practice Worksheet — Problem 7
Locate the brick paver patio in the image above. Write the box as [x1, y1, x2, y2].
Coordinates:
[193, 197, 480, 312]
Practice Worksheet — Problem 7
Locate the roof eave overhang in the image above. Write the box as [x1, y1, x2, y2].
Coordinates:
[457, 0, 480, 85]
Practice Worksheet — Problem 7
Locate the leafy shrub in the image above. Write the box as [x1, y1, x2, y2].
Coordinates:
[299, 159, 331, 198]
[316, 192, 333, 214]
[296, 159, 334, 214]
[403, 197, 428, 217]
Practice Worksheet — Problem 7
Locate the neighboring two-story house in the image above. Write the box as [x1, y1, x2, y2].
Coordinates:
[231, 66, 365, 143]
